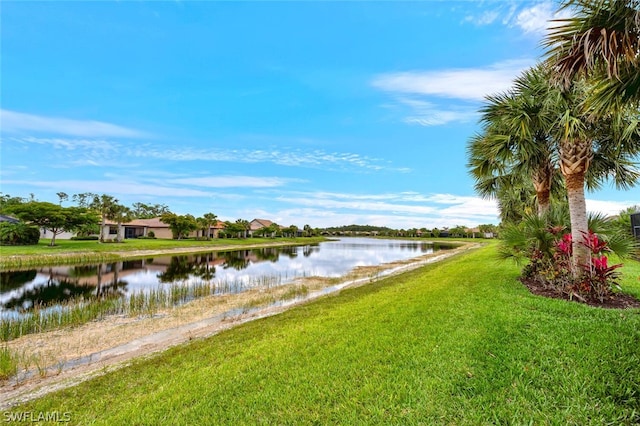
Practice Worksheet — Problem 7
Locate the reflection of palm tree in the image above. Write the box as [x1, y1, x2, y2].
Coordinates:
[96, 262, 128, 298]
[302, 244, 320, 257]
[2, 279, 95, 311]
[222, 251, 250, 270]
[0, 270, 37, 293]
[193, 253, 216, 281]
[253, 248, 280, 263]
[158, 256, 196, 283]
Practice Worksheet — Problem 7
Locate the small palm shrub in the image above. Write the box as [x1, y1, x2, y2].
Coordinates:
[0, 222, 40, 245]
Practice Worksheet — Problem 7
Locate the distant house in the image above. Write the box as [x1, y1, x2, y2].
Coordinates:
[631, 212, 640, 240]
[249, 219, 275, 236]
[102, 217, 226, 240]
[467, 227, 495, 239]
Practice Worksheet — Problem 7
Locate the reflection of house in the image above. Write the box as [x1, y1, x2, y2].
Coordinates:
[102, 218, 226, 240]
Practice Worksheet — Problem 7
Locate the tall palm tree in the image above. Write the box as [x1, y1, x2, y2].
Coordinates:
[91, 194, 118, 243]
[470, 63, 640, 277]
[548, 79, 640, 274]
[545, 0, 640, 111]
[197, 212, 217, 239]
[468, 64, 561, 219]
[109, 204, 134, 243]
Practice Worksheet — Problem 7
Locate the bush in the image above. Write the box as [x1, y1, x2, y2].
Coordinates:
[147, 231, 155, 238]
[70, 235, 99, 241]
[0, 222, 40, 245]
[136, 236, 157, 239]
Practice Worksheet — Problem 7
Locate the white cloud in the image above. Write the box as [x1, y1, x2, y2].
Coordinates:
[0, 110, 149, 138]
[514, 1, 573, 35]
[586, 199, 639, 217]
[397, 98, 478, 126]
[169, 176, 300, 188]
[127, 145, 405, 172]
[11, 136, 118, 152]
[464, 10, 500, 26]
[273, 190, 499, 227]
[1, 179, 212, 198]
[7, 135, 408, 173]
[372, 59, 534, 101]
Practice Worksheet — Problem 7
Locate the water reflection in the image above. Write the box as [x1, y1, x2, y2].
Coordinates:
[0, 238, 452, 315]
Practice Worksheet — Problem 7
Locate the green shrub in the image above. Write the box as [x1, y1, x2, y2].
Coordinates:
[147, 231, 155, 238]
[0, 222, 40, 245]
[70, 235, 99, 241]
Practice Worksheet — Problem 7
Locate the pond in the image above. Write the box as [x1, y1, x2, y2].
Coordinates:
[0, 238, 455, 319]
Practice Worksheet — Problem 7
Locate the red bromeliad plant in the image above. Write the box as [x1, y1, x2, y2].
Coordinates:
[576, 231, 623, 302]
[540, 230, 622, 302]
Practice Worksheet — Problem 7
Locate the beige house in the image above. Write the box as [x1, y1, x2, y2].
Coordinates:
[102, 218, 226, 240]
[249, 219, 275, 236]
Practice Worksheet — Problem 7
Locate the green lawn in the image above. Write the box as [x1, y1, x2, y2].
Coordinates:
[9, 244, 640, 425]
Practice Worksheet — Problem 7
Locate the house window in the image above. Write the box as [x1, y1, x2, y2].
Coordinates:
[109, 226, 118, 235]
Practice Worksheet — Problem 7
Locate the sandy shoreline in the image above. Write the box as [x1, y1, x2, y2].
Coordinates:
[0, 242, 478, 410]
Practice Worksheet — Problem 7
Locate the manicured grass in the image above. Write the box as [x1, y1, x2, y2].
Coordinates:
[0, 237, 327, 269]
[10, 245, 640, 424]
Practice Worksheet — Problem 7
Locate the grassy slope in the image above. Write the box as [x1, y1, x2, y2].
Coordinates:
[14, 245, 640, 425]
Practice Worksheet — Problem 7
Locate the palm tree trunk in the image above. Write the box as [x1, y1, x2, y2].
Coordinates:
[532, 170, 552, 216]
[100, 216, 106, 243]
[560, 140, 593, 277]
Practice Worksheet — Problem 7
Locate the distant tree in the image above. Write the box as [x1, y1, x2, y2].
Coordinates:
[0, 193, 27, 213]
[611, 205, 640, 237]
[222, 221, 242, 239]
[72, 192, 96, 208]
[285, 225, 299, 238]
[303, 224, 313, 237]
[478, 224, 498, 236]
[236, 219, 250, 238]
[6, 202, 98, 246]
[196, 213, 218, 239]
[160, 213, 198, 239]
[449, 225, 468, 238]
[90, 194, 118, 243]
[56, 192, 69, 205]
[109, 204, 134, 242]
[131, 202, 170, 219]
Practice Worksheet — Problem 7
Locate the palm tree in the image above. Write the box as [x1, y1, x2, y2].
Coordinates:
[91, 194, 118, 243]
[197, 212, 217, 239]
[545, 0, 640, 111]
[109, 204, 134, 243]
[235, 219, 250, 239]
[470, 63, 640, 277]
[468, 64, 561, 218]
[547, 79, 640, 274]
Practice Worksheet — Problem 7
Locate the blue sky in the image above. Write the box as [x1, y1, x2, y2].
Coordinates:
[1, 1, 637, 229]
